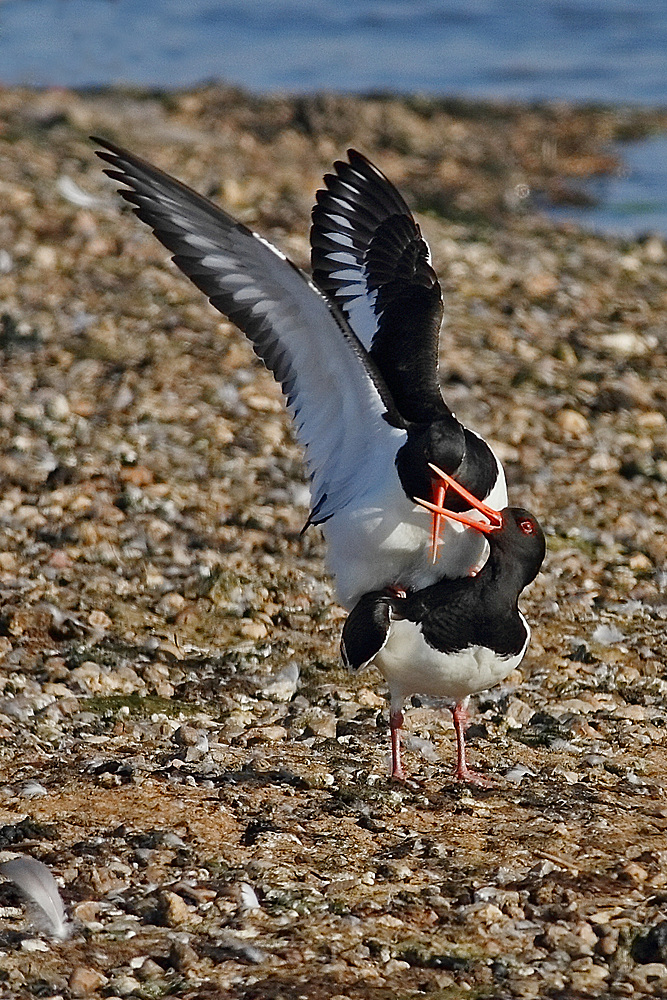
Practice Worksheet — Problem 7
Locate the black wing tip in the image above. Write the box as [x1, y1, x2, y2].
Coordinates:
[91, 135, 125, 160]
[92, 138, 140, 184]
[96, 153, 120, 172]
[313, 186, 345, 211]
[345, 148, 389, 181]
[99, 167, 131, 185]
[92, 138, 146, 202]
[333, 148, 372, 177]
[340, 590, 393, 671]
[327, 149, 377, 184]
[346, 148, 370, 166]
[92, 137, 162, 187]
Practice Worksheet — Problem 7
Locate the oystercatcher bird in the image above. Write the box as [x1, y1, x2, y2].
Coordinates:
[341, 465, 545, 783]
[93, 140, 504, 607]
[311, 149, 506, 574]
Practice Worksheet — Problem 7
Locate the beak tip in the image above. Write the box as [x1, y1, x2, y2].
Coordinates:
[426, 464, 502, 530]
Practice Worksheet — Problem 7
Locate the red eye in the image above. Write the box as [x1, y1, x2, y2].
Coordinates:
[519, 518, 535, 535]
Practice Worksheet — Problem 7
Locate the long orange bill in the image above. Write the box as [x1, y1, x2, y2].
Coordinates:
[417, 463, 503, 535]
[430, 482, 446, 563]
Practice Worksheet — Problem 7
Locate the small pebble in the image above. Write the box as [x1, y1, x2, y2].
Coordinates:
[506, 697, 535, 725]
[556, 408, 589, 438]
[246, 725, 288, 743]
[107, 975, 142, 997]
[158, 890, 200, 928]
[69, 966, 109, 996]
[21, 939, 49, 951]
[173, 725, 207, 749]
[238, 619, 268, 640]
[136, 958, 165, 981]
[169, 934, 199, 971]
[162, 832, 186, 848]
[156, 592, 186, 618]
[44, 394, 70, 420]
[262, 662, 300, 701]
[504, 764, 535, 783]
[88, 609, 112, 630]
[301, 708, 337, 738]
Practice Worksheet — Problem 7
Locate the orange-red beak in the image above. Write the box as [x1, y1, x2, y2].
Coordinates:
[429, 480, 447, 564]
[419, 463, 503, 560]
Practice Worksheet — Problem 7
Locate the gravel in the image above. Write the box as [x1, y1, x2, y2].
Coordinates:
[0, 82, 666, 998]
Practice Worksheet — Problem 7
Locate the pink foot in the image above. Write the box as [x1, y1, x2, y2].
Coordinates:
[452, 763, 492, 787]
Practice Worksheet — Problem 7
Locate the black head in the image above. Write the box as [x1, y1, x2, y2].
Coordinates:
[491, 507, 545, 588]
[414, 464, 545, 588]
[396, 415, 465, 502]
[424, 415, 466, 467]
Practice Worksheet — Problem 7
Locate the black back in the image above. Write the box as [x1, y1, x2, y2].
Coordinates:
[312, 150, 501, 507]
[402, 508, 545, 655]
[341, 508, 545, 667]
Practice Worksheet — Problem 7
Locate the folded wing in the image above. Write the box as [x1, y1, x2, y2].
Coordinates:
[94, 139, 405, 524]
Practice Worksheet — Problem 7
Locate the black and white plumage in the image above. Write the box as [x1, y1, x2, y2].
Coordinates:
[312, 149, 442, 421]
[311, 148, 506, 565]
[342, 467, 545, 783]
[94, 141, 502, 607]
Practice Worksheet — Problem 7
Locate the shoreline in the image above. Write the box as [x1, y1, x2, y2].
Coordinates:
[3, 81, 667, 224]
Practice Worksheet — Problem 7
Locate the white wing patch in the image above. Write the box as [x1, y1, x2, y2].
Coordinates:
[322, 231, 356, 249]
[97, 140, 403, 529]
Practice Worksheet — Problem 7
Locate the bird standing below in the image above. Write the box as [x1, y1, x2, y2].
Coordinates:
[93, 141, 504, 608]
[341, 465, 545, 784]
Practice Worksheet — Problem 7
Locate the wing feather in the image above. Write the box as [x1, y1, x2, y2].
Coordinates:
[311, 149, 446, 422]
[94, 139, 405, 523]
[0, 856, 70, 939]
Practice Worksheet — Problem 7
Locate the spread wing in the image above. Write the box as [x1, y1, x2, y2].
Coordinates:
[94, 139, 405, 524]
[311, 149, 445, 422]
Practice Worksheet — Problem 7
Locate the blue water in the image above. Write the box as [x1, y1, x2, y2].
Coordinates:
[548, 135, 667, 238]
[2, 0, 667, 235]
[3, 0, 667, 103]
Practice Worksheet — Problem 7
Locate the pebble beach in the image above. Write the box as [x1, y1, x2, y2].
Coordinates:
[1, 83, 667, 997]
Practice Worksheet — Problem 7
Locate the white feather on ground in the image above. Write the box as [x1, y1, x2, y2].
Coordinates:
[0, 856, 70, 939]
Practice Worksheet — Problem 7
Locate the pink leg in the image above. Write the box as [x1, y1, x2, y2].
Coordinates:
[390, 708, 406, 781]
[451, 700, 490, 786]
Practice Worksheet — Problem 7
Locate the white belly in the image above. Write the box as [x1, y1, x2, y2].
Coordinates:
[322, 451, 508, 610]
[373, 616, 528, 705]
[323, 495, 487, 608]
